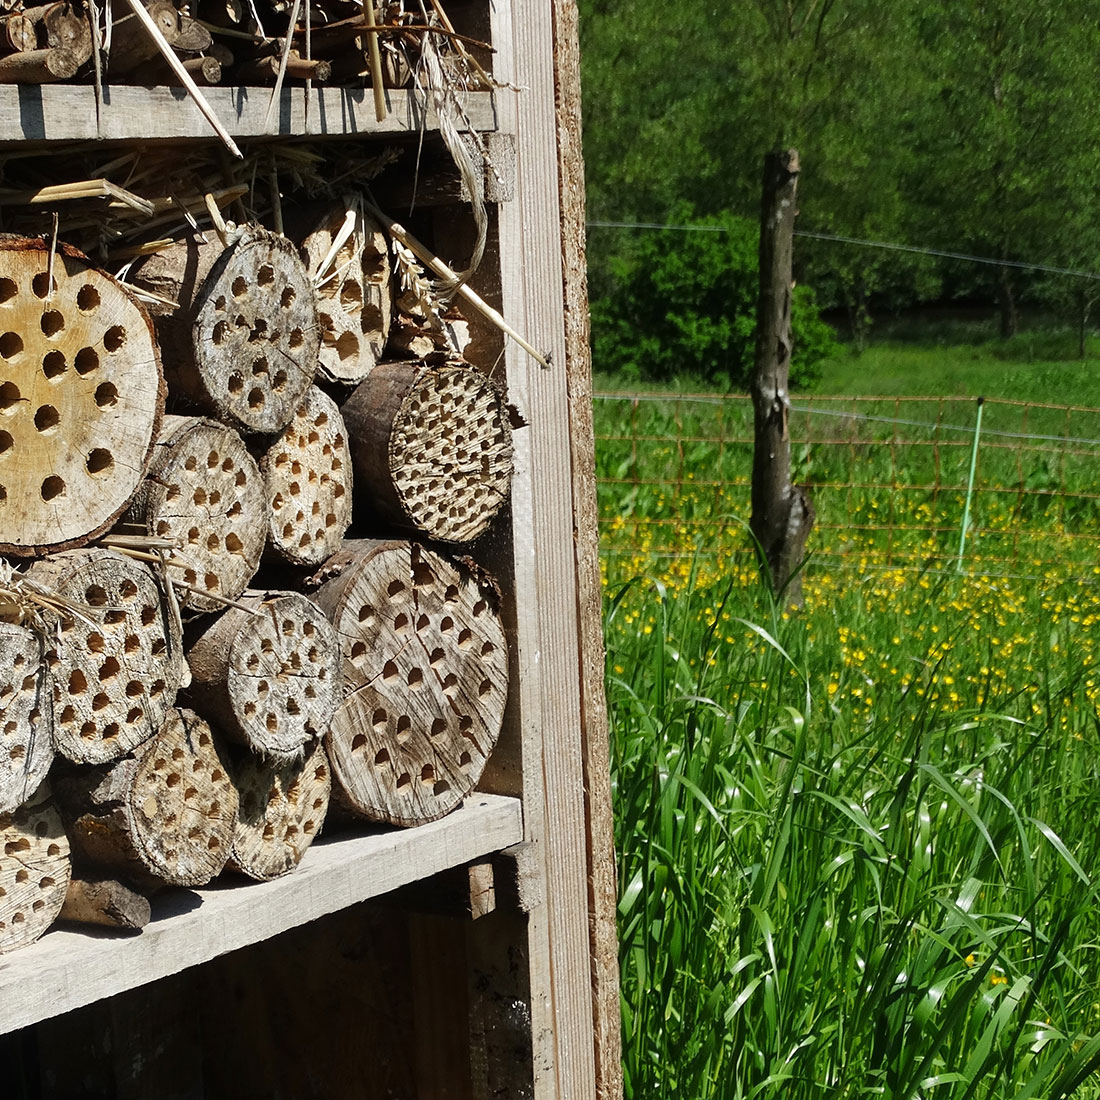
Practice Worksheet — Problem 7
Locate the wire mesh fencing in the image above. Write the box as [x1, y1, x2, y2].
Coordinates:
[594, 392, 1100, 584]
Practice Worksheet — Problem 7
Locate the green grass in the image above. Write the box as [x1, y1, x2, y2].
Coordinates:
[600, 319, 1100, 1098]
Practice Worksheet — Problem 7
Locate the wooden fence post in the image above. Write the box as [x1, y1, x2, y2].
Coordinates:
[750, 148, 814, 604]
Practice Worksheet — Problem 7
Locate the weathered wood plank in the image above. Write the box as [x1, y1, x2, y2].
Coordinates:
[0, 85, 499, 145]
[0, 792, 522, 1035]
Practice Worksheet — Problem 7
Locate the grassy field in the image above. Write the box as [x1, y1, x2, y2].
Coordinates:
[600, 326, 1100, 1098]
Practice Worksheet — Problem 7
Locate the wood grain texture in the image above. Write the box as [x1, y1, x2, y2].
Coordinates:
[550, 1, 622, 1095]
[0, 791, 522, 1034]
[0, 620, 53, 814]
[493, 0, 601, 1094]
[0, 85, 500, 145]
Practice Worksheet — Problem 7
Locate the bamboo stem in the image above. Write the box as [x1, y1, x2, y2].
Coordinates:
[363, 0, 385, 122]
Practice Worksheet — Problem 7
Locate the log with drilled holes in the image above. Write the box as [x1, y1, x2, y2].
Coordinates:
[260, 387, 353, 567]
[125, 415, 267, 613]
[0, 784, 70, 953]
[187, 591, 342, 761]
[313, 540, 508, 826]
[299, 206, 392, 386]
[228, 739, 330, 880]
[340, 360, 513, 544]
[132, 228, 319, 435]
[54, 707, 238, 887]
[27, 549, 185, 765]
[0, 620, 53, 813]
[0, 237, 164, 556]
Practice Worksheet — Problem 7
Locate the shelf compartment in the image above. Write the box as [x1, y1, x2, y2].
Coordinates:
[0, 85, 499, 146]
[0, 791, 522, 1035]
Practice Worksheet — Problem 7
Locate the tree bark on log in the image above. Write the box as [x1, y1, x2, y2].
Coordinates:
[299, 205, 392, 385]
[259, 387, 353, 567]
[28, 548, 185, 764]
[0, 620, 53, 813]
[59, 875, 151, 930]
[126, 415, 267, 613]
[228, 739, 330, 880]
[341, 361, 514, 543]
[0, 784, 70, 953]
[0, 44, 77, 81]
[54, 707, 238, 887]
[313, 540, 508, 826]
[749, 149, 814, 605]
[0, 238, 164, 556]
[132, 228, 319, 435]
[186, 590, 342, 761]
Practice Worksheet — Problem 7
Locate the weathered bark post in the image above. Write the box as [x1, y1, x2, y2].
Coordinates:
[750, 148, 814, 605]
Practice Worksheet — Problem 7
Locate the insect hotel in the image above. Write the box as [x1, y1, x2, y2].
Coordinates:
[0, 0, 620, 1094]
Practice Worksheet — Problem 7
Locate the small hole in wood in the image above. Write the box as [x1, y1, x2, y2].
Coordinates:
[102, 722, 119, 739]
[289, 327, 304, 349]
[80, 720, 95, 738]
[103, 326, 126, 353]
[351, 733, 367, 751]
[212, 320, 228, 345]
[407, 667, 423, 688]
[0, 381, 21, 410]
[248, 388, 264, 410]
[420, 764, 435, 786]
[77, 284, 101, 312]
[0, 279, 16, 304]
[232, 276, 249, 298]
[98, 656, 120, 682]
[396, 772, 411, 790]
[433, 780, 451, 797]
[40, 310, 64, 338]
[126, 680, 143, 698]
[228, 373, 244, 395]
[256, 264, 275, 287]
[141, 605, 156, 627]
[41, 475, 65, 500]
[86, 448, 113, 476]
[0, 431, 11, 455]
[75, 347, 99, 375]
[42, 350, 66, 379]
[430, 717, 447, 739]
[92, 691, 109, 712]
[280, 285, 296, 309]
[396, 715, 411, 742]
[459, 751, 472, 769]
[225, 533, 243, 554]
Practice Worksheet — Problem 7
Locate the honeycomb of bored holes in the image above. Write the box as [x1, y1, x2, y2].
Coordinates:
[150, 426, 263, 611]
[310, 220, 390, 380]
[336, 548, 508, 822]
[0, 624, 52, 813]
[132, 709, 237, 886]
[267, 389, 351, 564]
[46, 556, 179, 765]
[0, 256, 160, 547]
[228, 596, 338, 756]
[232, 741, 330, 880]
[389, 368, 513, 543]
[0, 795, 69, 953]
[196, 236, 317, 432]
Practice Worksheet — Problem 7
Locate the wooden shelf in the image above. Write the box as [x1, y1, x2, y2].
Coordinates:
[0, 85, 499, 146]
[0, 792, 522, 1035]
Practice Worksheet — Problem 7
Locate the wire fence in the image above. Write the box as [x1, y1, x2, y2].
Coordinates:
[593, 392, 1100, 583]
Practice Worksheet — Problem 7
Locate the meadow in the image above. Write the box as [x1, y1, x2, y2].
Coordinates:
[599, 328, 1100, 1098]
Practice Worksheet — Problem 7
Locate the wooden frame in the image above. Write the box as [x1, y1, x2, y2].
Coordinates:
[0, 0, 619, 1096]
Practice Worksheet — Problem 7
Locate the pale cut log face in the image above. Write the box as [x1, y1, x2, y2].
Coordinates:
[262, 387, 353, 567]
[143, 418, 266, 612]
[193, 231, 320, 435]
[0, 241, 162, 554]
[301, 209, 391, 385]
[389, 366, 513, 542]
[0, 621, 53, 814]
[322, 543, 508, 826]
[30, 550, 184, 765]
[230, 739, 330, 880]
[0, 786, 70, 954]
[223, 593, 342, 759]
[129, 708, 238, 887]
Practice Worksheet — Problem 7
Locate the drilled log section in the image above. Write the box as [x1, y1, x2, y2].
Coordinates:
[132, 228, 319, 435]
[0, 620, 53, 814]
[54, 707, 238, 887]
[24, 2, 92, 65]
[27, 549, 184, 765]
[260, 386, 352, 567]
[228, 739, 330, 880]
[341, 361, 513, 543]
[105, 0, 181, 73]
[0, 784, 70, 953]
[0, 238, 163, 556]
[300, 206, 392, 385]
[128, 415, 266, 613]
[59, 875, 151, 930]
[314, 540, 508, 826]
[187, 591, 342, 761]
